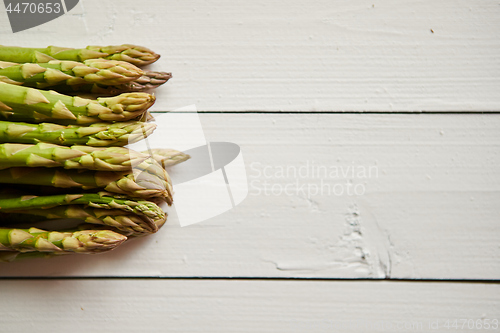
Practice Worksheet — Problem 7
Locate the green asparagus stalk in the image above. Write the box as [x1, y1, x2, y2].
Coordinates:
[0, 165, 171, 202]
[145, 148, 191, 168]
[0, 192, 166, 234]
[0, 59, 172, 96]
[34, 71, 172, 95]
[0, 82, 155, 124]
[0, 44, 160, 66]
[0, 143, 148, 171]
[0, 227, 127, 253]
[0, 152, 174, 203]
[0, 59, 144, 88]
[0, 191, 165, 219]
[0, 207, 158, 237]
[0, 120, 156, 146]
[0, 221, 138, 261]
[4, 206, 160, 236]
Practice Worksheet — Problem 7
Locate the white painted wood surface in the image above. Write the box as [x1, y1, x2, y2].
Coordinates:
[0, 279, 498, 332]
[0, 1, 498, 330]
[0, 0, 499, 111]
[1, 114, 498, 279]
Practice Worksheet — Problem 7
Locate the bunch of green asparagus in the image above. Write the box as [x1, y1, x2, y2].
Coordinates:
[0, 44, 187, 262]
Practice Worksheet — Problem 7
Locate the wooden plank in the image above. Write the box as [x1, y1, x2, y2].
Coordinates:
[0, 114, 498, 279]
[0, 279, 498, 332]
[0, 0, 499, 111]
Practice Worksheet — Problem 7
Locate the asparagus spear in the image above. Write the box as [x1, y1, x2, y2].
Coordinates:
[0, 192, 166, 235]
[145, 148, 191, 168]
[0, 191, 166, 220]
[0, 60, 171, 93]
[0, 143, 148, 171]
[0, 206, 159, 237]
[0, 59, 144, 88]
[4, 207, 160, 236]
[0, 165, 171, 202]
[0, 44, 160, 66]
[0, 147, 173, 202]
[0, 227, 127, 253]
[0, 120, 156, 146]
[0, 82, 155, 124]
[31, 71, 173, 96]
[0, 221, 140, 261]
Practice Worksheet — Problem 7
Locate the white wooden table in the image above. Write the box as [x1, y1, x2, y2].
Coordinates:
[0, 1, 499, 332]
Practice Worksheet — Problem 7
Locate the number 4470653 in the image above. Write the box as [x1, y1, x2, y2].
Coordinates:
[443, 319, 498, 330]
[6, 2, 62, 14]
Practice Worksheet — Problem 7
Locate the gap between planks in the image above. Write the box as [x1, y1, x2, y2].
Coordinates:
[0, 277, 499, 284]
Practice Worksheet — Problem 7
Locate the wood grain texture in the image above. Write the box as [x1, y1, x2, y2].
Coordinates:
[0, 279, 498, 332]
[0, 114, 498, 279]
[0, 2, 497, 328]
[0, 0, 499, 111]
